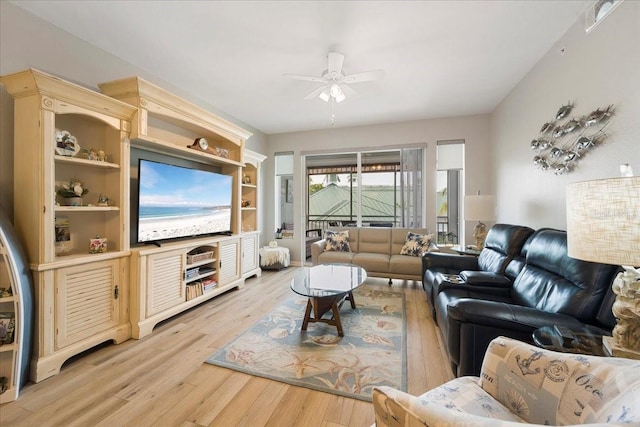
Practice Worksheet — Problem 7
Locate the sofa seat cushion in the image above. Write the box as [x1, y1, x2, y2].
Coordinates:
[352, 253, 390, 273]
[317, 251, 355, 265]
[374, 377, 526, 425]
[389, 254, 422, 276]
[435, 287, 598, 374]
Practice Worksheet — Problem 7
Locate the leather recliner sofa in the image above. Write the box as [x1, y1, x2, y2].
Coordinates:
[423, 226, 620, 378]
[422, 224, 535, 318]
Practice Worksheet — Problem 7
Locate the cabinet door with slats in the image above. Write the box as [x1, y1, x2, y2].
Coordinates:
[55, 259, 120, 349]
[242, 234, 257, 273]
[219, 239, 240, 285]
[146, 249, 184, 316]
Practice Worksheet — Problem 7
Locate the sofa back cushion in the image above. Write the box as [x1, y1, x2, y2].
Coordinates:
[480, 336, 640, 425]
[326, 227, 431, 256]
[512, 229, 619, 322]
[358, 227, 392, 254]
[477, 224, 534, 275]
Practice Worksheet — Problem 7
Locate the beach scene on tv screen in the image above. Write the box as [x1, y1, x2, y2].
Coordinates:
[138, 160, 232, 242]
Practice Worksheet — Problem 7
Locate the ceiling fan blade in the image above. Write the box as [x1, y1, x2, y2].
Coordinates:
[342, 69, 384, 84]
[327, 52, 345, 78]
[283, 73, 327, 83]
[303, 86, 327, 100]
[341, 84, 358, 98]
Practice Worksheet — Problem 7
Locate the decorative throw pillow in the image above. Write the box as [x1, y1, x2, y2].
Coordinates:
[324, 230, 351, 252]
[400, 232, 433, 257]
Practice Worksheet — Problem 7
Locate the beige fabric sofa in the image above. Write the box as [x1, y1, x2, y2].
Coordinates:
[310, 227, 434, 283]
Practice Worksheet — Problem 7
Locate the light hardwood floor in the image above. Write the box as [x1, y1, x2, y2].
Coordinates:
[0, 267, 454, 427]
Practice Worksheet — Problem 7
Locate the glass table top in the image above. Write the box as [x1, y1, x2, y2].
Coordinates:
[532, 325, 607, 356]
[290, 263, 367, 298]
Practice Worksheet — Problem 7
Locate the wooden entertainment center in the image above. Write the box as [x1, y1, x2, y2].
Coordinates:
[1, 69, 264, 383]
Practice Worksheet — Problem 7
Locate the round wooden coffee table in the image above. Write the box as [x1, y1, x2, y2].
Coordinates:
[290, 263, 367, 337]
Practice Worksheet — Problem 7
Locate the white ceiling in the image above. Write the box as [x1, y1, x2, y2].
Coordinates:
[12, 1, 590, 135]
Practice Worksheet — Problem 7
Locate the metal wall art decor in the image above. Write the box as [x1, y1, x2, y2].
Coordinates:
[530, 102, 614, 175]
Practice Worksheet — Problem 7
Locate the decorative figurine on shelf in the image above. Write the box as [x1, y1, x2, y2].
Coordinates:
[97, 149, 106, 162]
[89, 235, 107, 254]
[97, 194, 110, 207]
[54, 129, 80, 157]
[56, 178, 88, 206]
[243, 174, 251, 184]
[215, 147, 229, 159]
[241, 199, 251, 207]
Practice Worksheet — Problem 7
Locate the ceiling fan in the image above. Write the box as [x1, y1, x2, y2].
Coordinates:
[284, 52, 384, 104]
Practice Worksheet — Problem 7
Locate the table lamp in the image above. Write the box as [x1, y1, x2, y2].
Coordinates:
[566, 176, 640, 359]
[464, 194, 496, 249]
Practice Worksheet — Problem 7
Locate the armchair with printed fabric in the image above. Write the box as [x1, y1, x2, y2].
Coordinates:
[373, 336, 640, 427]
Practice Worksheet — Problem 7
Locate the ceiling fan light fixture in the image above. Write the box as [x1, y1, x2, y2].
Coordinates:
[329, 83, 342, 98]
[335, 92, 346, 103]
[319, 89, 330, 102]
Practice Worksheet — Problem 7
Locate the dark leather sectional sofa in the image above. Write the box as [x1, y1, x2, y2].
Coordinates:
[422, 224, 620, 377]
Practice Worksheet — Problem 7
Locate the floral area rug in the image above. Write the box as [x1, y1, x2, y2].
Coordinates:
[205, 286, 406, 402]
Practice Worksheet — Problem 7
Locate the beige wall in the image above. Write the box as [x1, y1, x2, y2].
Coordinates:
[266, 115, 492, 261]
[0, 2, 268, 224]
[490, 0, 640, 230]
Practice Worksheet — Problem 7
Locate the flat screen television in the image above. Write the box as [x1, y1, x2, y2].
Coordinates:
[137, 159, 232, 243]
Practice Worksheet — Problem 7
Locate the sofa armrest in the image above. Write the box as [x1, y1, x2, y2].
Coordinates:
[373, 386, 530, 427]
[422, 252, 479, 276]
[310, 239, 326, 265]
[459, 271, 512, 287]
[447, 299, 588, 333]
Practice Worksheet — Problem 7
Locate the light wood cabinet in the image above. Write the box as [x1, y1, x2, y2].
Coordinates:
[241, 149, 266, 233]
[1, 69, 136, 382]
[241, 149, 266, 279]
[54, 259, 125, 349]
[146, 249, 185, 316]
[100, 75, 254, 339]
[98, 76, 251, 173]
[2, 70, 262, 381]
[219, 238, 241, 285]
[241, 233, 259, 278]
[130, 237, 241, 339]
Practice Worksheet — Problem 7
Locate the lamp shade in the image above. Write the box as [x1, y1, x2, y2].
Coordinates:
[464, 195, 496, 221]
[566, 177, 640, 266]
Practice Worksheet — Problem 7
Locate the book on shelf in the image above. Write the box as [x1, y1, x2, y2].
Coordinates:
[186, 281, 204, 301]
[202, 278, 217, 292]
[0, 312, 15, 345]
[185, 267, 200, 280]
[55, 216, 72, 255]
[199, 267, 215, 276]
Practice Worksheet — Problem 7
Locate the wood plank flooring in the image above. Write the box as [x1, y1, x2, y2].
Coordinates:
[0, 267, 454, 427]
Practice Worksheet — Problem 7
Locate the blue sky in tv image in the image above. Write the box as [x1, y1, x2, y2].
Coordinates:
[138, 159, 231, 209]
[136, 159, 232, 243]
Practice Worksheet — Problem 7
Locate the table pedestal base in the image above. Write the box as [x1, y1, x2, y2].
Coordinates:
[301, 292, 355, 337]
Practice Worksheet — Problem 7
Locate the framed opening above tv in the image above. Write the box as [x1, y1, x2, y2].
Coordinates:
[135, 158, 232, 244]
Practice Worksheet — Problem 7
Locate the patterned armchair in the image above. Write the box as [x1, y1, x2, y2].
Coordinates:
[373, 336, 640, 426]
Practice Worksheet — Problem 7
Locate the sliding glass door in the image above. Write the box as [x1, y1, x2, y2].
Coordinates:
[306, 148, 424, 231]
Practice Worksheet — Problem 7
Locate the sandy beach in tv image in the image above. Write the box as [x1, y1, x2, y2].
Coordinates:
[137, 160, 233, 242]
